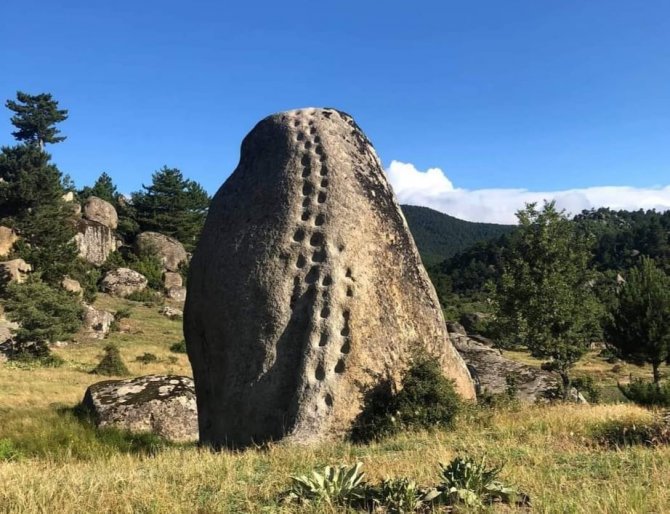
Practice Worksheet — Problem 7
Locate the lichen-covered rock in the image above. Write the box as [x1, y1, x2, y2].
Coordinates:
[101, 268, 147, 297]
[83, 196, 118, 229]
[0, 226, 18, 258]
[82, 305, 115, 339]
[0, 258, 32, 284]
[75, 219, 117, 266]
[163, 271, 183, 289]
[135, 232, 188, 272]
[185, 108, 475, 448]
[159, 306, 183, 319]
[82, 375, 198, 442]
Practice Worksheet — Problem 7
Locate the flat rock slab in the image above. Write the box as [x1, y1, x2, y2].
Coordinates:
[82, 375, 198, 442]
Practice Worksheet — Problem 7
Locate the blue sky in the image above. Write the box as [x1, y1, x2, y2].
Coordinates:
[1, 1, 669, 222]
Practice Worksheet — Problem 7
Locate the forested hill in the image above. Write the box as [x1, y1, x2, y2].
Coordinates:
[401, 205, 514, 266]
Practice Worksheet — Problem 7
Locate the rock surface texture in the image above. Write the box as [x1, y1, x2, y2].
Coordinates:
[135, 232, 188, 272]
[450, 329, 560, 403]
[185, 108, 475, 448]
[101, 268, 148, 297]
[82, 305, 115, 339]
[82, 375, 198, 442]
[0, 226, 18, 258]
[0, 258, 32, 284]
[75, 219, 117, 266]
[83, 196, 118, 230]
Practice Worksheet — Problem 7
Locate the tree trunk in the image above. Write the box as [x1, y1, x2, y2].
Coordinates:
[560, 371, 571, 400]
[652, 362, 661, 384]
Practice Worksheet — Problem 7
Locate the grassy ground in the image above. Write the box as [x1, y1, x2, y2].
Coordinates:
[1, 295, 669, 513]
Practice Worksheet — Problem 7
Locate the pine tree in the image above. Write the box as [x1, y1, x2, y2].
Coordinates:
[605, 256, 670, 384]
[80, 171, 118, 203]
[492, 202, 601, 394]
[5, 91, 68, 149]
[132, 166, 209, 251]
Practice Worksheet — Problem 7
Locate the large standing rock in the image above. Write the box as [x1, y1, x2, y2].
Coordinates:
[75, 219, 117, 266]
[61, 277, 83, 296]
[163, 271, 183, 289]
[82, 375, 198, 442]
[0, 226, 18, 258]
[101, 268, 148, 297]
[0, 259, 32, 284]
[83, 196, 118, 229]
[135, 232, 188, 272]
[185, 108, 475, 448]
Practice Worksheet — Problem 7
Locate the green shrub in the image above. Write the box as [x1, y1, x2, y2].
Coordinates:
[100, 251, 128, 275]
[128, 250, 164, 290]
[285, 463, 367, 506]
[618, 379, 670, 407]
[125, 288, 163, 305]
[0, 438, 22, 461]
[593, 416, 670, 447]
[91, 344, 130, 376]
[135, 352, 158, 364]
[67, 259, 102, 303]
[170, 340, 187, 353]
[369, 477, 425, 513]
[351, 356, 461, 442]
[3, 277, 84, 359]
[572, 376, 601, 404]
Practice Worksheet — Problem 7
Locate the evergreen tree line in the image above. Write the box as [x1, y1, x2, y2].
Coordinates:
[0, 91, 210, 360]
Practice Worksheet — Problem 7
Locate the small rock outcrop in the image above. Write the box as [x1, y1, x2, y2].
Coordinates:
[75, 219, 117, 266]
[83, 196, 118, 230]
[185, 108, 474, 448]
[0, 258, 32, 284]
[0, 226, 18, 258]
[82, 375, 198, 442]
[82, 305, 115, 339]
[450, 330, 560, 403]
[166, 286, 186, 302]
[163, 271, 183, 290]
[159, 306, 183, 319]
[61, 277, 83, 296]
[101, 268, 148, 297]
[135, 232, 187, 272]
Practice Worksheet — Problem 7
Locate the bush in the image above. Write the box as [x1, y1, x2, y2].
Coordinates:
[351, 356, 461, 442]
[91, 344, 130, 376]
[135, 352, 158, 364]
[125, 288, 163, 305]
[170, 340, 187, 353]
[593, 416, 670, 447]
[285, 463, 367, 506]
[3, 277, 84, 359]
[572, 376, 601, 404]
[618, 379, 670, 407]
[68, 259, 102, 303]
[128, 249, 164, 290]
[0, 438, 22, 462]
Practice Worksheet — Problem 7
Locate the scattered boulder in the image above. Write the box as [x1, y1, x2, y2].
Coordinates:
[159, 306, 183, 319]
[101, 268, 148, 297]
[61, 277, 83, 296]
[163, 271, 183, 290]
[185, 108, 475, 448]
[83, 196, 118, 230]
[82, 305, 115, 339]
[450, 331, 560, 403]
[135, 232, 187, 272]
[0, 258, 32, 284]
[75, 219, 117, 266]
[166, 286, 186, 302]
[81, 375, 198, 442]
[0, 226, 18, 258]
[61, 191, 76, 202]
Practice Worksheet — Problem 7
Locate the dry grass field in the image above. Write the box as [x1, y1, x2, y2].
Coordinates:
[1, 295, 669, 513]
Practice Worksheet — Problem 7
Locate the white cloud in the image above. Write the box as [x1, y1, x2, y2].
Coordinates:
[386, 160, 670, 225]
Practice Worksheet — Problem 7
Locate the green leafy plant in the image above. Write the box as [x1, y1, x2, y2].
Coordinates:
[285, 462, 367, 506]
[572, 376, 601, 404]
[91, 344, 130, 376]
[370, 477, 427, 513]
[0, 438, 22, 462]
[435, 456, 521, 508]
